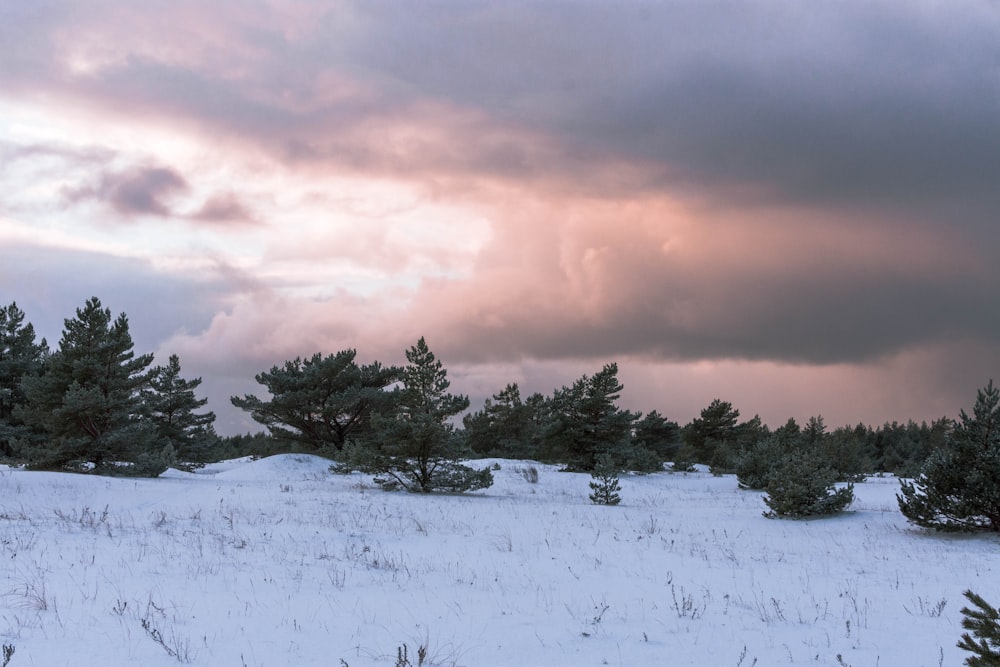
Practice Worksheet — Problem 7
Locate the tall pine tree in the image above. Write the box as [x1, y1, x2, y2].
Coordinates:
[463, 383, 543, 459]
[144, 354, 217, 467]
[681, 398, 741, 468]
[0, 302, 49, 459]
[542, 363, 637, 472]
[353, 337, 492, 493]
[19, 297, 158, 473]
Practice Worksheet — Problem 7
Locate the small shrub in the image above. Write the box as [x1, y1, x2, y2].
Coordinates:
[624, 446, 665, 473]
[763, 450, 853, 518]
[958, 589, 1000, 666]
[589, 456, 622, 506]
[898, 381, 1000, 532]
[122, 444, 176, 478]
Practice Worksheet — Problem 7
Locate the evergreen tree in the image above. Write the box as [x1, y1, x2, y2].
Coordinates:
[542, 363, 637, 472]
[723, 413, 768, 474]
[0, 302, 49, 459]
[18, 297, 158, 473]
[898, 381, 1000, 532]
[353, 337, 492, 493]
[870, 420, 942, 476]
[631, 410, 681, 465]
[209, 431, 280, 461]
[463, 383, 541, 459]
[958, 590, 1000, 666]
[772, 417, 802, 446]
[822, 424, 871, 482]
[681, 398, 740, 468]
[144, 354, 217, 467]
[588, 454, 622, 506]
[736, 435, 794, 490]
[762, 449, 854, 518]
[232, 349, 400, 456]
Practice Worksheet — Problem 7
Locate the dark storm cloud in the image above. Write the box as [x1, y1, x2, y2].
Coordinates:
[3, 0, 1000, 374]
[342, 1, 1000, 216]
[409, 213, 995, 367]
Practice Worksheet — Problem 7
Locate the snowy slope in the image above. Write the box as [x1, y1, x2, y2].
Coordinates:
[0, 457, 996, 666]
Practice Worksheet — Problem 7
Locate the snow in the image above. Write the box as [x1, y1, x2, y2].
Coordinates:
[0, 457, 997, 666]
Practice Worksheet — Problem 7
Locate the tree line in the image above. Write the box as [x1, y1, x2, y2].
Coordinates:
[3, 297, 999, 531]
[0, 297, 952, 478]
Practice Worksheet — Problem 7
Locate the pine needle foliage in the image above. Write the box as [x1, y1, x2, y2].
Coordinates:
[762, 450, 853, 518]
[898, 381, 1000, 532]
[958, 590, 1000, 666]
[232, 349, 399, 455]
[143, 354, 217, 468]
[353, 337, 493, 493]
[18, 297, 159, 473]
[589, 455, 622, 506]
[736, 435, 793, 490]
[0, 302, 49, 460]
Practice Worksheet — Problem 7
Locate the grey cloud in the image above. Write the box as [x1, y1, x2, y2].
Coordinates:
[1, 140, 261, 228]
[429, 266, 992, 367]
[5, 1, 999, 214]
[59, 163, 189, 218]
[0, 242, 232, 351]
[99, 165, 189, 217]
[403, 207, 999, 368]
[188, 192, 258, 225]
[340, 1, 1000, 216]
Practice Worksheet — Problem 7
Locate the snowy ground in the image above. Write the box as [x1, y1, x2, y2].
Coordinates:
[0, 456, 996, 666]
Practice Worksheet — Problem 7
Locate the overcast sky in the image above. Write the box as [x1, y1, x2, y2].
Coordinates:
[3, 0, 999, 434]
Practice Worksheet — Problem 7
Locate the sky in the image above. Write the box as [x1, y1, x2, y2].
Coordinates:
[2, 0, 999, 435]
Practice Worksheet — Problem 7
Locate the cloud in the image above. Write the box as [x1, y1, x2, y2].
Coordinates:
[54, 163, 189, 219]
[99, 165, 189, 217]
[377, 188, 990, 368]
[0, 241, 233, 351]
[6, 0, 998, 221]
[2, 0, 999, 434]
[187, 192, 258, 225]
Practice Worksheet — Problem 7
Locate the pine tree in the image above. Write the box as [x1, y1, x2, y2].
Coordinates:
[542, 363, 637, 472]
[354, 337, 492, 493]
[463, 383, 542, 459]
[821, 425, 871, 482]
[762, 449, 854, 518]
[681, 398, 740, 467]
[898, 381, 1000, 532]
[631, 410, 681, 468]
[588, 454, 622, 506]
[0, 302, 49, 459]
[958, 590, 1000, 666]
[232, 349, 399, 455]
[736, 435, 793, 490]
[18, 297, 157, 473]
[144, 354, 217, 467]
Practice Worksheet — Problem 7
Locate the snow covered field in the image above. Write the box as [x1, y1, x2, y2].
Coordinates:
[0, 456, 996, 666]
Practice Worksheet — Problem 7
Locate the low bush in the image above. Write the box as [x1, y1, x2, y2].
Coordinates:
[763, 450, 853, 519]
